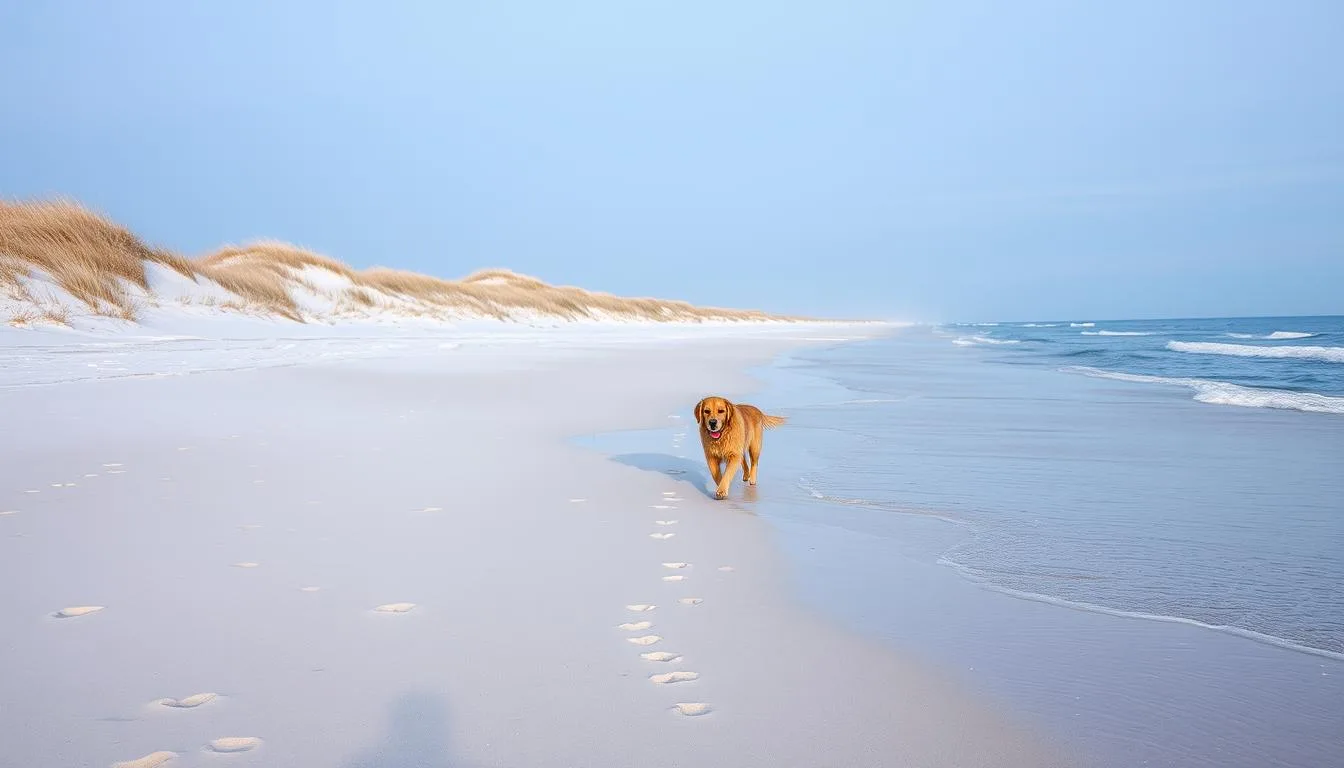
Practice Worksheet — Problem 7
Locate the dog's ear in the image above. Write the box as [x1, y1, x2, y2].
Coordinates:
[693, 398, 705, 425]
[722, 400, 735, 425]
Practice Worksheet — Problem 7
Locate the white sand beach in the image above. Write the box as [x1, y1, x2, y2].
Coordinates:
[5, 4, 1338, 763]
[0, 324, 1076, 767]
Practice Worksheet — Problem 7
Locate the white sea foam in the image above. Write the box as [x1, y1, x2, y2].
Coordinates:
[1168, 341, 1344, 363]
[1022, 323, 1060, 327]
[1070, 322, 1095, 327]
[1081, 331, 1155, 336]
[952, 336, 1021, 347]
[1063, 366, 1344, 415]
[1227, 331, 1318, 340]
[937, 555, 1344, 662]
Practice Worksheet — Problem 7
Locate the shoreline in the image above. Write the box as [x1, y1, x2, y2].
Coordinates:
[797, 466, 1344, 663]
[0, 326, 1073, 767]
[706, 332, 1344, 768]
[945, 561, 1344, 663]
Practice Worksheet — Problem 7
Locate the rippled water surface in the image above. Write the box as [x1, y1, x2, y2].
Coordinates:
[781, 320, 1344, 658]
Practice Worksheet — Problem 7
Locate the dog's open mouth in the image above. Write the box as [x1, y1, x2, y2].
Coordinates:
[708, 430, 722, 439]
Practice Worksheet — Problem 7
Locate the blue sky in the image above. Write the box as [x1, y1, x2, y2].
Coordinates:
[2, 1, 1341, 322]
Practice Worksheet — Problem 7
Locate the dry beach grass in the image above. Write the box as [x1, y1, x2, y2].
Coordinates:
[1, 198, 795, 326]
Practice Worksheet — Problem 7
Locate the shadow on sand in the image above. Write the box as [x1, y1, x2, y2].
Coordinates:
[608, 452, 712, 498]
[344, 691, 458, 768]
[608, 452, 760, 507]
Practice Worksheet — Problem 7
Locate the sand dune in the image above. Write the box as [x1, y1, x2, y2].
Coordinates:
[1, 198, 800, 329]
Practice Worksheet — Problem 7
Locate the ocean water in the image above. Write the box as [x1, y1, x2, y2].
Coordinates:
[588, 319, 1344, 767]
[786, 317, 1344, 658]
[950, 315, 1344, 413]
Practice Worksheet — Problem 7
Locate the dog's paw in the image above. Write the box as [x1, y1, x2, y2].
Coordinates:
[714, 489, 728, 500]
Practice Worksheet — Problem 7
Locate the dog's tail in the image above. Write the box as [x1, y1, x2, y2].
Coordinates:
[761, 413, 788, 429]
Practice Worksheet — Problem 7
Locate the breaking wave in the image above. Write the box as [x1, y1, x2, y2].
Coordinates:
[1062, 366, 1344, 415]
[953, 336, 1022, 347]
[1168, 341, 1344, 364]
[1226, 331, 1318, 340]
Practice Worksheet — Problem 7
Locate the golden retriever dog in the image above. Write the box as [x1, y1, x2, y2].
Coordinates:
[694, 395, 787, 499]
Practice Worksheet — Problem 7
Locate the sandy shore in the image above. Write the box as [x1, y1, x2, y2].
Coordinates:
[0, 329, 1075, 767]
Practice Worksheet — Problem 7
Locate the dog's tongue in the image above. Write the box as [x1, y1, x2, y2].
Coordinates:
[709, 430, 722, 439]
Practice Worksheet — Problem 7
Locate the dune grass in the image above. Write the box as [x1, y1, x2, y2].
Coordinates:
[1, 198, 792, 326]
[0, 200, 196, 316]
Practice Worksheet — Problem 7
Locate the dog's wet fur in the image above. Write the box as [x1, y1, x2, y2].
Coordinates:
[694, 396, 787, 499]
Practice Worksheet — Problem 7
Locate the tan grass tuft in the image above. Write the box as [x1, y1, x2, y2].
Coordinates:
[459, 267, 550, 290]
[43, 304, 72, 325]
[200, 240, 358, 280]
[195, 240, 374, 320]
[194, 260, 300, 320]
[346, 287, 376, 307]
[1, 255, 34, 306]
[0, 199, 196, 314]
[358, 267, 506, 318]
[7, 307, 38, 326]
